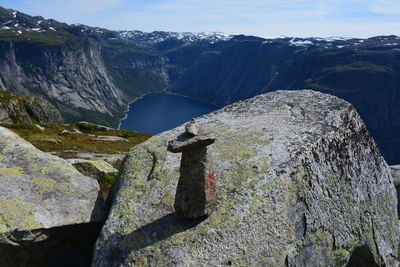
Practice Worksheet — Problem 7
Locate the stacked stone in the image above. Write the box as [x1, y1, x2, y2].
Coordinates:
[167, 119, 217, 219]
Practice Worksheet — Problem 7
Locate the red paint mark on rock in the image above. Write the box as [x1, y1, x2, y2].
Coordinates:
[205, 172, 215, 193]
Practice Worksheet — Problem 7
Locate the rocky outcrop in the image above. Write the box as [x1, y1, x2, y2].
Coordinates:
[68, 158, 118, 200]
[68, 159, 118, 179]
[0, 126, 107, 266]
[0, 90, 63, 124]
[92, 90, 398, 266]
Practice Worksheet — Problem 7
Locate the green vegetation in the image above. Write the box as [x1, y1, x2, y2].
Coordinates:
[320, 61, 393, 74]
[61, 107, 124, 129]
[1, 122, 152, 154]
[0, 90, 21, 103]
[0, 27, 83, 47]
[97, 173, 118, 198]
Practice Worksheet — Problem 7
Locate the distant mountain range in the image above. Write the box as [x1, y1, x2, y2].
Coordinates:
[1, 6, 400, 164]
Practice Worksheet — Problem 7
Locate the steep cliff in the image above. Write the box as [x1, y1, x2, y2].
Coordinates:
[0, 7, 168, 127]
[0, 90, 63, 124]
[0, 37, 124, 126]
[93, 90, 399, 266]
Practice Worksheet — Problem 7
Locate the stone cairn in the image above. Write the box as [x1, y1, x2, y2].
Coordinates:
[167, 119, 217, 219]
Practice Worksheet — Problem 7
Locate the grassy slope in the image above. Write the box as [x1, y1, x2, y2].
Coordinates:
[1, 122, 152, 154]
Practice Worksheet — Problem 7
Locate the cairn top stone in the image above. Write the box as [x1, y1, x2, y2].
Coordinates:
[185, 119, 199, 136]
[167, 121, 215, 153]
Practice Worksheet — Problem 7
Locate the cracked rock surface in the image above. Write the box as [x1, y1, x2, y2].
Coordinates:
[92, 90, 399, 266]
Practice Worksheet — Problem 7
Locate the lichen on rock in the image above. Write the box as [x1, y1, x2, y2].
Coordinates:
[0, 199, 41, 232]
[92, 90, 399, 267]
[31, 177, 57, 195]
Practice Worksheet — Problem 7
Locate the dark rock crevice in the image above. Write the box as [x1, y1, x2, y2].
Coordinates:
[0, 222, 104, 267]
[346, 245, 379, 267]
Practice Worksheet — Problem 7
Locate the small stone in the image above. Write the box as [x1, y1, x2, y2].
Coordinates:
[167, 133, 215, 153]
[185, 119, 199, 136]
[59, 129, 71, 135]
[70, 128, 83, 134]
[33, 124, 45, 131]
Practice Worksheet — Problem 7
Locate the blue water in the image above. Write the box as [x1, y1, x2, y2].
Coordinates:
[119, 92, 219, 134]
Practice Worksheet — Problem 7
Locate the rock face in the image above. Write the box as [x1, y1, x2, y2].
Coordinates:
[0, 40, 125, 126]
[0, 126, 106, 233]
[92, 90, 399, 266]
[0, 91, 63, 124]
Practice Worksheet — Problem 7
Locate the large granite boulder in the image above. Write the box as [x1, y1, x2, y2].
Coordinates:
[0, 126, 107, 266]
[0, 126, 106, 233]
[93, 90, 399, 266]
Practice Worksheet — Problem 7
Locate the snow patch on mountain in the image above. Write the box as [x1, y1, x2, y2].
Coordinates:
[289, 38, 314, 46]
[118, 30, 233, 44]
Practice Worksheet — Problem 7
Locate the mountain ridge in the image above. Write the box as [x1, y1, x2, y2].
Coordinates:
[1, 5, 400, 164]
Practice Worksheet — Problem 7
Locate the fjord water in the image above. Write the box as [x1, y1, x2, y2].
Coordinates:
[119, 92, 219, 134]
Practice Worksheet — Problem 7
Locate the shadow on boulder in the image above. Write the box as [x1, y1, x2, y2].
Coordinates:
[0, 192, 107, 267]
[346, 245, 379, 267]
[0, 222, 104, 267]
[102, 212, 206, 266]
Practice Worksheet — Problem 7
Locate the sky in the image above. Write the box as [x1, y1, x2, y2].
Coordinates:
[1, 0, 400, 38]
